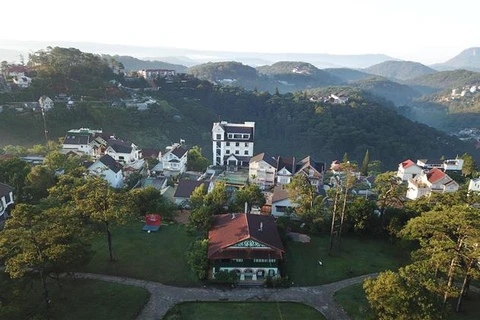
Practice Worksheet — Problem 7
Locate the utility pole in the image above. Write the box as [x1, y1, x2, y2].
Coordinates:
[41, 107, 49, 146]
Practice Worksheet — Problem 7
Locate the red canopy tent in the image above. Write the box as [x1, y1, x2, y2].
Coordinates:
[142, 214, 162, 232]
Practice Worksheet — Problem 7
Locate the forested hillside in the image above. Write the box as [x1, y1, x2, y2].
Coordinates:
[364, 60, 437, 80]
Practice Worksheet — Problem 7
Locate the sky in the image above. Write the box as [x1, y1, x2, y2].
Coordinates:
[1, 0, 479, 64]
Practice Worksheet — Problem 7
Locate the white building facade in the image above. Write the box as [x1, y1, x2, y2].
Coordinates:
[212, 121, 255, 167]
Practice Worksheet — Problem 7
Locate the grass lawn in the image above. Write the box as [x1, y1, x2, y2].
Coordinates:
[163, 302, 325, 320]
[335, 283, 480, 320]
[1, 277, 150, 320]
[81, 221, 199, 286]
[285, 235, 408, 285]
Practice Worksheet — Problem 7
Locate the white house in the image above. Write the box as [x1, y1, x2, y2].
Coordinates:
[249, 153, 277, 190]
[13, 75, 32, 88]
[406, 168, 459, 200]
[443, 158, 464, 171]
[62, 128, 103, 156]
[276, 156, 296, 185]
[161, 142, 188, 177]
[397, 159, 423, 181]
[88, 155, 124, 188]
[270, 185, 297, 217]
[212, 121, 255, 168]
[0, 182, 14, 219]
[38, 95, 54, 111]
[138, 69, 176, 79]
[468, 178, 480, 193]
[105, 139, 141, 165]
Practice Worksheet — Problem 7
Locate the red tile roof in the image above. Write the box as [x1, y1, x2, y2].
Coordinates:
[401, 159, 415, 168]
[208, 213, 284, 260]
[426, 168, 445, 183]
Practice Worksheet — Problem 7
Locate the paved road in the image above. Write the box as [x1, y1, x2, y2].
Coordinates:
[72, 273, 377, 320]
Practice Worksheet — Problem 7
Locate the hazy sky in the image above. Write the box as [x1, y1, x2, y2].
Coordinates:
[2, 0, 479, 64]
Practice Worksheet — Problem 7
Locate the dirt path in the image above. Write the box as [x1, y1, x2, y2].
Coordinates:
[72, 272, 377, 320]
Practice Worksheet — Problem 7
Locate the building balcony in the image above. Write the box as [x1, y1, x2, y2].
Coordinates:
[213, 259, 278, 269]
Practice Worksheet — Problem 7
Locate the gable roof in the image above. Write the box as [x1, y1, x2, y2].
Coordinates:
[142, 148, 161, 159]
[0, 182, 14, 198]
[400, 159, 416, 168]
[277, 156, 296, 173]
[170, 145, 187, 158]
[426, 168, 446, 184]
[174, 180, 210, 198]
[295, 156, 324, 174]
[250, 152, 277, 167]
[272, 185, 290, 203]
[208, 213, 284, 259]
[107, 139, 133, 153]
[98, 154, 123, 173]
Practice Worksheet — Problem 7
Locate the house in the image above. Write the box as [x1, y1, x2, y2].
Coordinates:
[141, 177, 168, 194]
[160, 142, 188, 177]
[174, 180, 213, 207]
[249, 153, 277, 190]
[406, 168, 459, 200]
[276, 156, 296, 185]
[105, 139, 141, 165]
[8, 65, 28, 77]
[417, 158, 464, 172]
[208, 213, 284, 281]
[138, 69, 176, 79]
[397, 159, 423, 181]
[38, 95, 54, 111]
[468, 178, 480, 193]
[295, 156, 325, 190]
[0, 182, 14, 219]
[88, 154, 124, 188]
[62, 128, 103, 156]
[212, 121, 255, 168]
[270, 185, 297, 217]
[13, 75, 32, 88]
[141, 148, 162, 162]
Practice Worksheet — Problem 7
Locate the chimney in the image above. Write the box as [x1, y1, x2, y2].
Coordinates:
[259, 222, 263, 232]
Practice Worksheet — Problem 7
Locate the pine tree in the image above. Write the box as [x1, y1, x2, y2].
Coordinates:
[361, 149, 370, 176]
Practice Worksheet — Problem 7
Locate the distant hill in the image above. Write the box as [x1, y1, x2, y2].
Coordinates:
[351, 77, 421, 106]
[188, 61, 257, 82]
[434, 47, 480, 71]
[323, 68, 374, 83]
[406, 69, 480, 94]
[143, 56, 200, 68]
[257, 61, 340, 85]
[105, 55, 188, 73]
[364, 60, 437, 80]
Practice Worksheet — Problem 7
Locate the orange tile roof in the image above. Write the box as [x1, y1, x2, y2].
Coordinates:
[401, 159, 415, 168]
[426, 168, 446, 183]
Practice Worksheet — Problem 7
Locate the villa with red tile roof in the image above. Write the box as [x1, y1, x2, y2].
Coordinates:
[208, 213, 284, 282]
[406, 168, 459, 200]
[397, 159, 423, 181]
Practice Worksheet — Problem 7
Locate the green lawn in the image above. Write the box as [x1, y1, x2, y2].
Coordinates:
[335, 283, 480, 320]
[1, 277, 150, 320]
[285, 235, 408, 285]
[82, 222, 199, 286]
[163, 302, 325, 320]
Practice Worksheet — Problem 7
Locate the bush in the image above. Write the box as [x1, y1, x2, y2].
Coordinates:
[211, 270, 238, 285]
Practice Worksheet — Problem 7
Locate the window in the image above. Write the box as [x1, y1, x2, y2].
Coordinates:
[216, 134, 221, 140]
[226, 150, 230, 154]
[232, 259, 243, 262]
[245, 143, 248, 147]
[228, 134, 233, 139]
[235, 142, 240, 147]
[216, 141, 221, 147]
[254, 259, 276, 263]
[235, 150, 239, 155]
[226, 142, 230, 146]
[243, 134, 249, 139]
[234, 134, 242, 139]
[119, 156, 125, 160]
[244, 150, 249, 155]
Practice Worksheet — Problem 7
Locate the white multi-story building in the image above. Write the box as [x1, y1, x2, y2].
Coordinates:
[249, 152, 277, 189]
[88, 155, 124, 188]
[161, 142, 188, 177]
[397, 159, 423, 181]
[212, 121, 255, 168]
[468, 178, 480, 193]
